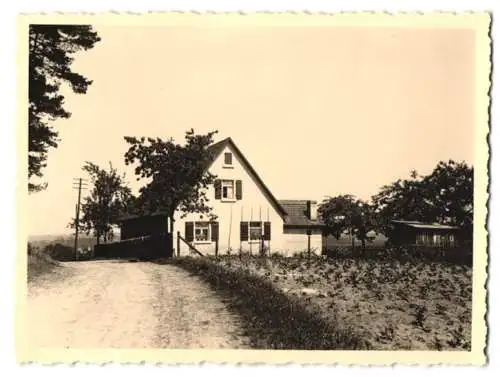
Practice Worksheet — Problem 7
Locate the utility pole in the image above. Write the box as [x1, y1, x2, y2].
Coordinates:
[73, 178, 87, 260]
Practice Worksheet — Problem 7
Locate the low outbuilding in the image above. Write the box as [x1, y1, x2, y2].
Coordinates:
[388, 220, 460, 247]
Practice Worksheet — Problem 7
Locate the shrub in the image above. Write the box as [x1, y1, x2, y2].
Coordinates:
[43, 243, 76, 261]
[42, 242, 94, 261]
[27, 243, 59, 280]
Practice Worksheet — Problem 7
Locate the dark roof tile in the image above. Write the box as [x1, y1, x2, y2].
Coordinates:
[279, 200, 324, 226]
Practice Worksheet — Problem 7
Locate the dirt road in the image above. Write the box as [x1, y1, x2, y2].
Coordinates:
[27, 260, 251, 349]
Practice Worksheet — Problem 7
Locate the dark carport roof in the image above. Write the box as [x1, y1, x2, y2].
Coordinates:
[391, 220, 460, 230]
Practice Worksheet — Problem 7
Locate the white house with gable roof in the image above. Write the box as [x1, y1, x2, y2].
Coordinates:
[173, 137, 325, 256]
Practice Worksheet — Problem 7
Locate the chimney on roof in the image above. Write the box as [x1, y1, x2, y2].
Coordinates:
[307, 200, 317, 221]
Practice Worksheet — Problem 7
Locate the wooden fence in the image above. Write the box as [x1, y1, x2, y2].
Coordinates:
[94, 233, 173, 260]
[176, 231, 204, 257]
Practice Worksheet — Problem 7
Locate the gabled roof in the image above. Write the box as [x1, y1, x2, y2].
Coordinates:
[207, 137, 288, 219]
[118, 137, 288, 221]
[207, 138, 229, 161]
[391, 220, 459, 230]
[279, 200, 324, 227]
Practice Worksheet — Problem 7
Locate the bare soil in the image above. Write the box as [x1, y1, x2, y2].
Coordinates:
[27, 260, 251, 349]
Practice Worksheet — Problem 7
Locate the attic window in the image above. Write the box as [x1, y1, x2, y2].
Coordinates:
[224, 152, 233, 165]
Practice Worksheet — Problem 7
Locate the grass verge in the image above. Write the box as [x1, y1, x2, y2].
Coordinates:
[27, 243, 60, 281]
[169, 256, 368, 350]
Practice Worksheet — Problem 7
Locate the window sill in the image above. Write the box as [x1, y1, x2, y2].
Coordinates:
[193, 241, 213, 245]
[222, 165, 234, 169]
[221, 198, 237, 203]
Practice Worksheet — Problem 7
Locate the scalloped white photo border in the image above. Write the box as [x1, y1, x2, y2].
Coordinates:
[12, 10, 490, 367]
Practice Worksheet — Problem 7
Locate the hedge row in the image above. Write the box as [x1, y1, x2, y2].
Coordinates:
[169, 256, 367, 350]
[323, 245, 473, 266]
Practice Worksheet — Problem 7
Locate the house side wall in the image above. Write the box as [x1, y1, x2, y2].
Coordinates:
[173, 144, 285, 256]
[282, 233, 322, 256]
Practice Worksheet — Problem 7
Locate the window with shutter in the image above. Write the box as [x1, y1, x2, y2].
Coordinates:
[249, 221, 262, 241]
[221, 180, 234, 199]
[263, 222, 271, 241]
[194, 221, 210, 242]
[214, 179, 221, 199]
[224, 152, 232, 165]
[240, 222, 249, 241]
[235, 180, 242, 200]
[185, 222, 194, 242]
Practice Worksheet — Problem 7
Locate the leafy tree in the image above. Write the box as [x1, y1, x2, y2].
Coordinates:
[422, 160, 474, 238]
[123, 129, 219, 234]
[371, 160, 473, 240]
[371, 171, 433, 236]
[69, 161, 132, 245]
[318, 195, 377, 251]
[29, 24, 101, 192]
[353, 201, 379, 250]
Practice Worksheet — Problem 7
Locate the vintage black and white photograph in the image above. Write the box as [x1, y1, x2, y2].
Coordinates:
[18, 12, 489, 365]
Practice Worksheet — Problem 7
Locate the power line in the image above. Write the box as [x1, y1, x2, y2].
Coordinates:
[73, 178, 87, 260]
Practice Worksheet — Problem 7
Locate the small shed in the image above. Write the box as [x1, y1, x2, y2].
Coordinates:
[389, 220, 460, 248]
[118, 212, 170, 240]
[94, 212, 173, 260]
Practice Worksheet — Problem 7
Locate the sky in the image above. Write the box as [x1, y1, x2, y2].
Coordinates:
[27, 24, 476, 236]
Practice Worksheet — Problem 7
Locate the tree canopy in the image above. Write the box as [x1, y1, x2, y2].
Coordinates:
[69, 161, 132, 244]
[29, 24, 101, 192]
[319, 160, 473, 247]
[123, 129, 219, 226]
[371, 159, 473, 238]
[318, 194, 377, 250]
[422, 160, 474, 230]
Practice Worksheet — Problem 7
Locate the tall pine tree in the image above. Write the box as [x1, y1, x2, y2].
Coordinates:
[29, 24, 101, 192]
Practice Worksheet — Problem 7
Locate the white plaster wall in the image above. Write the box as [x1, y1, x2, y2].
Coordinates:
[173, 144, 286, 256]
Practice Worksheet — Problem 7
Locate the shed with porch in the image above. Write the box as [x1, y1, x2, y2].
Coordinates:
[388, 220, 460, 247]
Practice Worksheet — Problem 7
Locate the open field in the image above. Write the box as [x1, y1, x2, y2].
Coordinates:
[185, 254, 472, 350]
[29, 235, 96, 250]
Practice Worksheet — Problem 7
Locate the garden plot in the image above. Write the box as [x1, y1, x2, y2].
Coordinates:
[215, 255, 472, 350]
